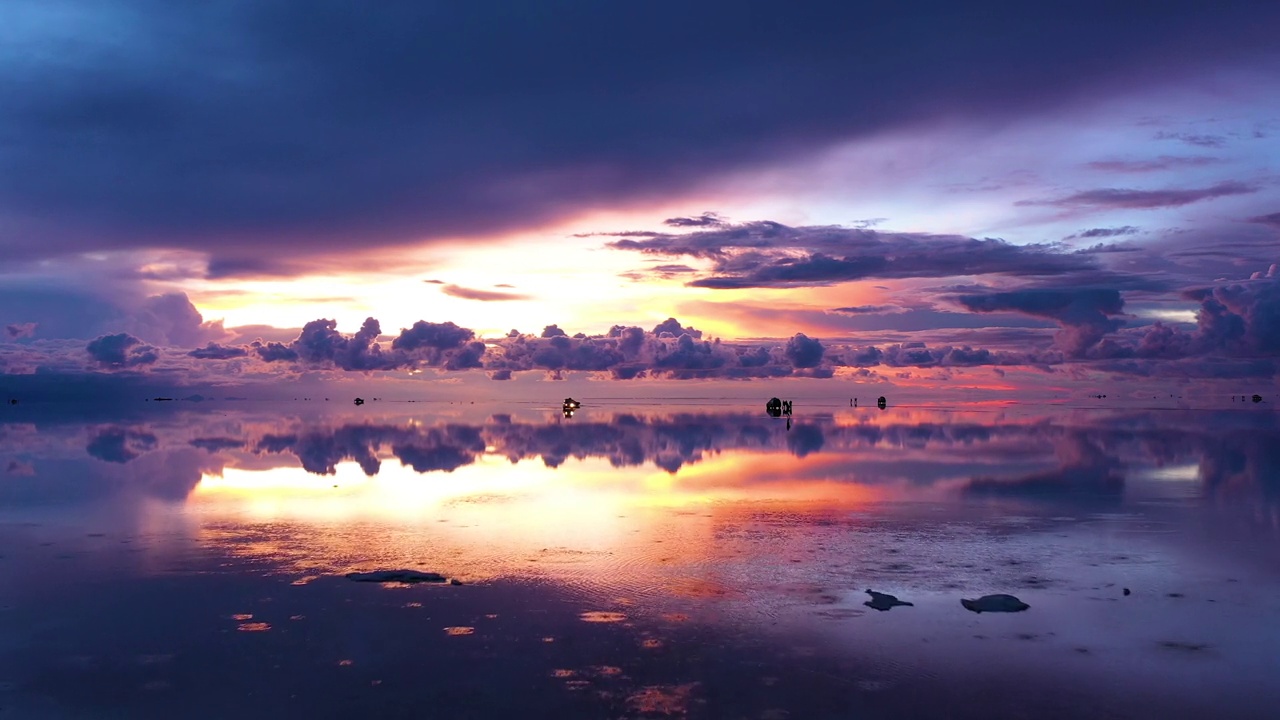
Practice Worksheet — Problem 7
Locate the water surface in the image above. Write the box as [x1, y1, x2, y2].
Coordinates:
[1, 401, 1278, 718]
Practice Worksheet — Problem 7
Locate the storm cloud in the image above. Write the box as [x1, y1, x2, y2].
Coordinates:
[607, 221, 1099, 289]
[2, 1, 1276, 272]
[956, 289, 1126, 358]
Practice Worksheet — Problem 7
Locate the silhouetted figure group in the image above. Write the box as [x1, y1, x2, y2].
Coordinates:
[562, 397, 581, 418]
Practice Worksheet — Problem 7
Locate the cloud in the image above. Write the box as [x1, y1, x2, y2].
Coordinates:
[831, 305, 905, 315]
[5, 322, 36, 339]
[2, 1, 1275, 272]
[1154, 131, 1226, 148]
[956, 289, 1126, 357]
[87, 427, 159, 464]
[392, 320, 476, 352]
[86, 333, 160, 368]
[607, 220, 1099, 289]
[1183, 277, 1280, 356]
[651, 318, 703, 339]
[0, 284, 225, 345]
[784, 333, 824, 368]
[663, 213, 727, 228]
[1085, 156, 1224, 173]
[187, 342, 249, 360]
[1250, 212, 1280, 229]
[1067, 226, 1140, 239]
[124, 293, 228, 347]
[1017, 181, 1256, 210]
[441, 284, 530, 301]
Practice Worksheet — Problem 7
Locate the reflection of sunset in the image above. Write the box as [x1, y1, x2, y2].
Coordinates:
[186, 448, 898, 591]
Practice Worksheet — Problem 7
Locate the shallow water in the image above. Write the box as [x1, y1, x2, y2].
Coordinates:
[1, 401, 1278, 718]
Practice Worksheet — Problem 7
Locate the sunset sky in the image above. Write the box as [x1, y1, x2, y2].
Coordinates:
[2, 1, 1278, 398]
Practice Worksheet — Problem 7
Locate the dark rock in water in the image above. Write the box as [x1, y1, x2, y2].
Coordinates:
[961, 594, 1029, 613]
[346, 570, 449, 584]
[1123, 587, 1131, 596]
[449, 578, 462, 586]
[864, 589, 913, 611]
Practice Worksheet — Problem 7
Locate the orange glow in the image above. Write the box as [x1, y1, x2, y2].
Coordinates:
[181, 443, 908, 593]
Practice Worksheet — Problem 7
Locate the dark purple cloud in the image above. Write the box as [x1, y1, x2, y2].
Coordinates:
[252, 341, 299, 363]
[831, 305, 904, 315]
[0, 286, 226, 345]
[2, 1, 1276, 273]
[187, 343, 249, 360]
[87, 427, 159, 464]
[1085, 156, 1223, 173]
[785, 333, 825, 368]
[1017, 181, 1256, 210]
[1068, 226, 1140, 239]
[5, 323, 36, 339]
[663, 213, 727, 228]
[1183, 278, 1280, 356]
[956, 289, 1126, 357]
[1154, 131, 1226, 148]
[652, 318, 703, 339]
[607, 220, 1099, 289]
[1250, 212, 1280, 228]
[392, 321, 476, 352]
[86, 333, 159, 368]
[441, 284, 530, 302]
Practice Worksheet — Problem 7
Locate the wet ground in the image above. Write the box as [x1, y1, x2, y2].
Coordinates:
[1, 401, 1278, 718]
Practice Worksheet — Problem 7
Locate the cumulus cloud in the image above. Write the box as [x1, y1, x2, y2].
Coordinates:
[956, 289, 1126, 357]
[187, 342, 249, 360]
[86, 333, 160, 368]
[784, 333, 824, 368]
[124, 293, 228, 347]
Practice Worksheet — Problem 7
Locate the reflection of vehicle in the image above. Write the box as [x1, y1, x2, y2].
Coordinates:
[562, 397, 582, 418]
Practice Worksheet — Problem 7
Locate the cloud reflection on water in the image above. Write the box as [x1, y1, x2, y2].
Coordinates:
[2, 405, 1280, 718]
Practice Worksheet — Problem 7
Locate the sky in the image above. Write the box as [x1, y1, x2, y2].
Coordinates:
[2, 0, 1279, 398]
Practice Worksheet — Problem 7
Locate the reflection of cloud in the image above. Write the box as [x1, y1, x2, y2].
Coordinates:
[963, 433, 1125, 504]
[87, 427, 158, 463]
